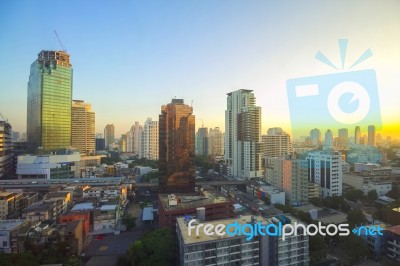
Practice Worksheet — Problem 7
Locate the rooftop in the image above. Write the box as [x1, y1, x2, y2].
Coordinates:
[0, 219, 25, 231]
[71, 202, 94, 211]
[23, 202, 54, 213]
[159, 190, 230, 211]
[143, 207, 154, 221]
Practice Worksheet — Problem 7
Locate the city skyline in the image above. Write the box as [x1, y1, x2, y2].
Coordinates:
[1, 1, 400, 138]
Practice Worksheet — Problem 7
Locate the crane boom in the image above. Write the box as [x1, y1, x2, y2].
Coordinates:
[54, 30, 66, 52]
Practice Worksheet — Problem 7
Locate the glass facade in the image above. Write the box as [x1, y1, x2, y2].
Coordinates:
[27, 51, 72, 153]
[159, 99, 195, 193]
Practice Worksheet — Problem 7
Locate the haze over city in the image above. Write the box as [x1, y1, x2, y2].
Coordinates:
[1, 0, 399, 138]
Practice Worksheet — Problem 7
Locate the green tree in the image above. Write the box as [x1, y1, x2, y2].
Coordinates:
[367, 189, 378, 201]
[347, 209, 367, 228]
[64, 257, 83, 266]
[309, 235, 327, 264]
[126, 228, 177, 266]
[344, 188, 364, 202]
[262, 196, 271, 205]
[338, 234, 370, 264]
[0, 252, 40, 266]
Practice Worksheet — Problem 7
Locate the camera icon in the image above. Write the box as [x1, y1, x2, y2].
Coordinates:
[286, 69, 381, 138]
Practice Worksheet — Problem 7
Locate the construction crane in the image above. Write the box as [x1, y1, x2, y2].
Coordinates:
[54, 30, 67, 52]
[0, 112, 7, 122]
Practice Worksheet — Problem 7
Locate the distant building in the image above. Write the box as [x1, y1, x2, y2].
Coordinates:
[72, 100, 95, 155]
[142, 118, 159, 160]
[225, 90, 263, 179]
[324, 129, 333, 149]
[354, 126, 361, 144]
[27, 50, 73, 153]
[368, 125, 376, 146]
[338, 128, 348, 147]
[17, 151, 80, 179]
[0, 120, 13, 178]
[208, 127, 224, 156]
[127, 122, 142, 154]
[306, 151, 343, 197]
[159, 99, 195, 193]
[104, 124, 115, 150]
[196, 127, 209, 156]
[262, 127, 293, 159]
[95, 134, 105, 151]
[310, 128, 321, 147]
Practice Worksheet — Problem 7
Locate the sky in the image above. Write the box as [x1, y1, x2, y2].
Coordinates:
[0, 0, 399, 139]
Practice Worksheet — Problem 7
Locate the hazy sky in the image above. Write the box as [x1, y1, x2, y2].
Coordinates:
[1, 0, 399, 138]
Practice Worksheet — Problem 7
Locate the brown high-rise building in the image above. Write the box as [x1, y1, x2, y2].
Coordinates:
[159, 99, 195, 193]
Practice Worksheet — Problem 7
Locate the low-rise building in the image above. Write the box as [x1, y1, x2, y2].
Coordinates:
[17, 152, 81, 179]
[83, 186, 120, 199]
[343, 173, 392, 196]
[0, 219, 29, 253]
[22, 201, 57, 222]
[386, 225, 400, 263]
[93, 205, 119, 231]
[59, 211, 90, 240]
[0, 192, 23, 219]
[159, 191, 234, 228]
[43, 191, 71, 215]
[59, 220, 84, 256]
[308, 183, 320, 199]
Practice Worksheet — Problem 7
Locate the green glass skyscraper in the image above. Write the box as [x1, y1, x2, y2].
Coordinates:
[27, 50, 72, 153]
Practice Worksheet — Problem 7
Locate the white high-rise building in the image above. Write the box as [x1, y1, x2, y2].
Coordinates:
[262, 127, 293, 157]
[310, 128, 321, 147]
[127, 122, 143, 154]
[306, 151, 343, 197]
[142, 118, 158, 160]
[225, 89, 263, 179]
[209, 127, 224, 156]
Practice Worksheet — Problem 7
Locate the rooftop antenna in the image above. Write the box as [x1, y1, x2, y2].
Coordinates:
[54, 30, 67, 52]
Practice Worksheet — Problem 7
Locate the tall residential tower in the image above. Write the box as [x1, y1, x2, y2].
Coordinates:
[72, 100, 95, 155]
[225, 89, 262, 179]
[27, 50, 73, 153]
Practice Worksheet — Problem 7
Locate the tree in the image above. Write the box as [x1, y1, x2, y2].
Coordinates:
[125, 228, 177, 266]
[347, 209, 367, 228]
[338, 234, 370, 264]
[344, 188, 364, 202]
[262, 196, 271, 205]
[309, 235, 327, 264]
[0, 252, 40, 266]
[63, 257, 83, 266]
[367, 189, 378, 201]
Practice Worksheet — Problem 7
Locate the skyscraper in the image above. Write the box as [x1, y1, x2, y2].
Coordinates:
[27, 50, 73, 153]
[338, 128, 348, 147]
[310, 128, 321, 147]
[196, 127, 209, 156]
[142, 118, 159, 160]
[72, 100, 95, 155]
[104, 124, 115, 150]
[159, 99, 195, 193]
[324, 129, 333, 148]
[368, 125, 376, 146]
[225, 89, 263, 179]
[262, 127, 293, 158]
[208, 127, 224, 156]
[0, 120, 13, 178]
[355, 126, 361, 144]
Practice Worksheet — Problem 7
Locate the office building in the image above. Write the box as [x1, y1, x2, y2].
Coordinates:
[338, 128, 348, 147]
[368, 125, 376, 146]
[262, 127, 293, 158]
[127, 122, 143, 154]
[159, 99, 195, 193]
[310, 128, 321, 147]
[142, 118, 158, 160]
[72, 100, 95, 155]
[306, 151, 343, 197]
[176, 214, 309, 266]
[324, 129, 333, 148]
[27, 50, 73, 153]
[95, 133, 105, 151]
[196, 127, 209, 156]
[208, 127, 224, 156]
[0, 120, 13, 178]
[104, 124, 115, 150]
[355, 126, 361, 144]
[225, 89, 263, 179]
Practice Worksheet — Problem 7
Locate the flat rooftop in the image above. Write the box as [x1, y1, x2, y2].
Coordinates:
[0, 219, 25, 231]
[72, 202, 94, 211]
[23, 202, 54, 212]
[159, 190, 230, 211]
[177, 214, 300, 245]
